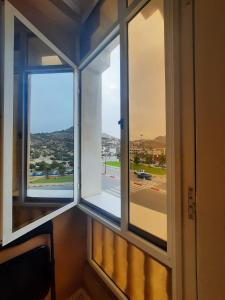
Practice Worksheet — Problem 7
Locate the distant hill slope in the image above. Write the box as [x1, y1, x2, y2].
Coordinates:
[30, 127, 74, 161]
[130, 136, 166, 149]
[30, 127, 165, 161]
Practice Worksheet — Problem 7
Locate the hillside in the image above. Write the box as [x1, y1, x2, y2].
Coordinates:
[30, 127, 74, 161]
[130, 136, 166, 149]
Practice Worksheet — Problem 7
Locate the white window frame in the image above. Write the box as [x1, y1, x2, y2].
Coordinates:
[78, 0, 190, 300]
[1, 1, 79, 245]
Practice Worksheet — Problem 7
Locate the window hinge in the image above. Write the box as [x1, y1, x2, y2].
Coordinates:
[188, 187, 196, 220]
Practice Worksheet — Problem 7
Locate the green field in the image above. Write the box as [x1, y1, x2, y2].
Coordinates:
[106, 161, 166, 175]
[30, 175, 73, 184]
[105, 161, 120, 167]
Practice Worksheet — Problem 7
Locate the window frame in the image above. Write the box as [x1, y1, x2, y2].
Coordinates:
[78, 0, 181, 276]
[2, 1, 79, 245]
[79, 29, 122, 225]
[23, 67, 75, 204]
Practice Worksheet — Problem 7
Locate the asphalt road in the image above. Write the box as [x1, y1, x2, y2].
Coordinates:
[30, 165, 167, 214]
[101, 165, 167, 213]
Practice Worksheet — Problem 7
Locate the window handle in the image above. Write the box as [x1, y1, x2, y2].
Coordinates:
[118, 118, 124, 129]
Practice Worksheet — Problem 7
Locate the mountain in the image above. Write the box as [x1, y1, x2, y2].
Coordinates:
[30, 127, 74, 161]
[130, 136, 166, 149]
[30, 127, 120, 161]
[102, 132, 119, 141]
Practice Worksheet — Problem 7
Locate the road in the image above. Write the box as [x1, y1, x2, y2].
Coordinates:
[102, 165, 167, 214]
[29, 165, 167, 214]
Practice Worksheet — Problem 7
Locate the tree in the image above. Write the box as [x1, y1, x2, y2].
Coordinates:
[51, 160, 59, 169]
[145, 154, 153, 165]
[134, 154, 141, 164]
[44, 163, 51, 179]
[29, 163, 35, 170]
[37, 161, 51, 179]
[158, 154, 166, 166]
[58, 164, 66, 176]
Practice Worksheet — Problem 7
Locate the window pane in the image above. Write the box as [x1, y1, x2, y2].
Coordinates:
[81, 37, 121, 220]
[80, 0, 118, 59]
[12, 17, 76, 231]
[128, 0, 167, 244]
[27, 72, 74, 199]
[28, 35, 67, 66]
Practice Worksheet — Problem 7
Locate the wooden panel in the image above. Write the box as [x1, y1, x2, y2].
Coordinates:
[127, 244, 145, 300]
[92, 220, 172, 300]
[114, 234, 128, 292]
[102, 227, 114, 278]
[53, 208, 87, 300]
[145, 256, 170, 300]
[92, 219, 103, 266]
[195, 0, 225, 299]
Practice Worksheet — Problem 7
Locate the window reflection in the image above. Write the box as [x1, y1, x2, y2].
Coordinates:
[128, 0, 167, 244]
[80, 0, 118, 58]
[28, 35, 66, 66]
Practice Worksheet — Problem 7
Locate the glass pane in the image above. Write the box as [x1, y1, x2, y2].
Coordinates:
[81, 36, 121, 220]
[80, 0, 118, 59]
[27, 72, 74, 199]
[128, 0, 167, 244]
[28, 35, 67, 66]
[12, 17, 75, 232]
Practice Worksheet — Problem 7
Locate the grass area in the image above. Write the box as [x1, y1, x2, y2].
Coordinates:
[30, 175, 73, 184]
[106, 161, 120, 167]
[106, 161, 166, 175]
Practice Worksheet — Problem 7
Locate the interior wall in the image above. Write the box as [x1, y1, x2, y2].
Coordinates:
[53, 208, 87, 300]
[195, 0, 225, 299]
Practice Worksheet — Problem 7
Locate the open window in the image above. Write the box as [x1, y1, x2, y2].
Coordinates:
[2, 1, 79, 244]
[80, 0, 169, 249]
[81, 36, 121, 223]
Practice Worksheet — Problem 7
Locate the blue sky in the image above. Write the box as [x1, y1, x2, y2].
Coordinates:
[102, 45, 120, 138]
[30, 46, 121, 138]
[30, 72, 74, 133]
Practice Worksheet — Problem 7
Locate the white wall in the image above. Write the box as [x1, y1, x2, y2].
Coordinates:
[81, 68, 102, 198]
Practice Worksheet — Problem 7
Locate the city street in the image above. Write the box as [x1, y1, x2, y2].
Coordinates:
[29, 164, 167, 215]
[102, 164, 167, 214]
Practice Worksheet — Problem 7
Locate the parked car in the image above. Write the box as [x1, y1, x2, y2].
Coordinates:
[32, 171, 44, 176]
[134, 169, 144, 175]
[135, 171, 152, 180]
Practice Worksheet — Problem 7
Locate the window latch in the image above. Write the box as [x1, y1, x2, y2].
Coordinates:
[118, 118, 124, 129]
[188, 187, 196, 220]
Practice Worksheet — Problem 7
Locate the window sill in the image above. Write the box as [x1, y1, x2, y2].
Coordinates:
[82, 191, 121, 219]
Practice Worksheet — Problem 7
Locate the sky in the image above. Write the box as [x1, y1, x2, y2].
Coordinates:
[128, 2, 166, 140]
[29, 4, 166, 141]
[101, 45, 121, 139]
[30, 72, 73, 134]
